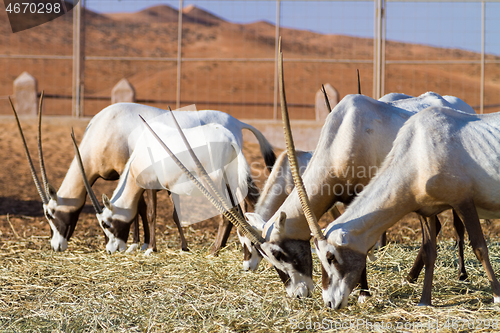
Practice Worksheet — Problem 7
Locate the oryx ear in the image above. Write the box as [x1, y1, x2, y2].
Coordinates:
[275, 211, 287, 234]
[331, 228, 349, 246]
[244, 212, 266, 232]
[102, 194, 112, 211]
[47, 184, 58, 201]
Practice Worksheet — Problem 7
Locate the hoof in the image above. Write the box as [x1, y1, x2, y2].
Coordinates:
[125, 243, 139, 254]
[181, 247, 190, 252]
[367, 252, 377, 262]
[140, 243, 149, 251]
[144, 248, 154, 257]
[358, 294, 370, 304]
[417, 302, 431, 307]
[458, 272, 468, 281]
[406, 275, 418, 284]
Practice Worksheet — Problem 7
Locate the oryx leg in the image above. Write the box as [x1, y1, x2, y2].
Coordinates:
[452, 210, 467, 281]
[357, 266, 371, 303]
[211, 175, 247, 256]
[144, 189, 157, 252]
[127, 194, 148, 253]
[126, 216, 141, 253]
[169, 192, 189, 252]
[132, 216, 140, 245]
[418, 215, 438, 306]
[211, 216, 233, 256]
[455, 200, 500, 303]
[407, 215, 442, 283]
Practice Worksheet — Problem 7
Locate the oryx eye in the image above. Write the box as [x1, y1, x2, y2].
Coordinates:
[44, 209, 55, 220]
[272, 249, 285, 261]
[326, 252, 336, 265]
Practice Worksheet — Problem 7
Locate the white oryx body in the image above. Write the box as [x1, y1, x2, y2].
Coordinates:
[244, 92, 475, 298]
[93, 122, 253, 254]
[254, 92, 474, 245]
[319, 107, 500, 308]
[19, 102, 275, 252]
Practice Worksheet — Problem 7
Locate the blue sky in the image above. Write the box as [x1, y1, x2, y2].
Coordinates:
[85, 1, 500, 55]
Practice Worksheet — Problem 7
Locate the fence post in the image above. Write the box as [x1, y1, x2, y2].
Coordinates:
[111, 78, 136, 104]
[13, 72, 38, 115]
[315, 83, 338, 121]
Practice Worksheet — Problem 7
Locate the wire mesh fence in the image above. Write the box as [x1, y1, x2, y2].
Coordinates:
[1, 0, 500, 118]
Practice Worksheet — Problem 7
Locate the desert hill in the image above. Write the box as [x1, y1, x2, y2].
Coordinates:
[1, 3, 500, 118]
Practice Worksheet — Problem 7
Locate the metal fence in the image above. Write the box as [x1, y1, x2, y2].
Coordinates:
[2, 0, 500, 118]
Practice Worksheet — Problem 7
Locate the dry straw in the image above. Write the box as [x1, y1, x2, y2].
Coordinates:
[1, 226, 500, 332]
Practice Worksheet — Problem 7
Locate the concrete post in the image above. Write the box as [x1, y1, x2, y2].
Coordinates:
[111, 78, 135, 104]
[13, 72, 38, 115]
[315, 83, 338, 121]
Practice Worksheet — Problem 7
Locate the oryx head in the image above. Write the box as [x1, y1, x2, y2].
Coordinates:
[278, 38, 366, 308]
[70, 131, 128, 254]
[237, 212, 264, 271]
[10, 93, 80, 251]
[139, 106, 315, 298]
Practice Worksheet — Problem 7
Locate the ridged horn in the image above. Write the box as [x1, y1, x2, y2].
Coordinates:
[37, 91, 50, 198]
[70, 129, 103, 214]
[321, 84, 332, 113]
[9, 95, 49, 205]
[278, 37, 325, 241]
[139, 115, 265, 245]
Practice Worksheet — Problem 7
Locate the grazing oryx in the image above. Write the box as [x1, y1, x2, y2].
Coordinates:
[12, 100, 275, 253]
[313, 107, 500, 308]
[239, 88, 476, 273]
[236, 41, 477, 300]
[274, 43, 496, 308]
[73, 111, 266, 255]
[238, 150, 343, 271]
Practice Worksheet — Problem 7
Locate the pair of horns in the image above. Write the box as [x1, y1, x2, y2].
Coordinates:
[320, 69, 361, 113]
[139, 108, 265, 245]
[279, 37, 325, 241]
[10, 92, 51, 205]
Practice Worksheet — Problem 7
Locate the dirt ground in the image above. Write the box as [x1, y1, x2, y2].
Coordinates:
[0, 115, 499, 253]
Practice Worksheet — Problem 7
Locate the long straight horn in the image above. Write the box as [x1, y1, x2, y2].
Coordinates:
[9, 96, 48, 205]
[321, 84, 332, 113]
[278, 37, 325, 241]
[357, 69, 361, 95]
[139, 115, 265, 245]
[37, 91, 50, 197]
[70, 129, 103, 214]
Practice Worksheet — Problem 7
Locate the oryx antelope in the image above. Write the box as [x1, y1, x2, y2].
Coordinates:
[73, 112, 266, 255]
[314, 107, 500, 308]
[239, 41, 478, 300]
[12, 100, 275, 253]
[238, 150, 343, 271]
[242, 93, 475, 298]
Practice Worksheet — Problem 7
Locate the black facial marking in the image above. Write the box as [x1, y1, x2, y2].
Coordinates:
[109, 219, 132, 244]
[52, 205, 84, 241]
[243, 244, 252, 261]
[319, 247, 366, 293]
[274, 266, 291, 287]
[273, 239, 313, 278]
